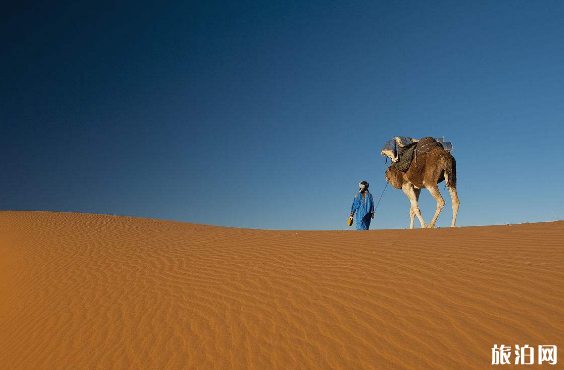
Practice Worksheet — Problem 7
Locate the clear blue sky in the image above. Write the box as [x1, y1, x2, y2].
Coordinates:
[3, 1, 563, 229]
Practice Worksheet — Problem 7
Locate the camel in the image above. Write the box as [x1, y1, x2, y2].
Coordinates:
[383, 137, 459, 229]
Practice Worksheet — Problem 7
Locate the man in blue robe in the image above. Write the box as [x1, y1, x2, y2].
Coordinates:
[350, 181, 375, 230]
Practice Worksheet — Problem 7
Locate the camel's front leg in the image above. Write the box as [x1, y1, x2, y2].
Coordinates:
[427, 185, 445, 228]
[402, 184, 426, 229]
[409, 188, 422, 229]
[409, 207, 415, 229]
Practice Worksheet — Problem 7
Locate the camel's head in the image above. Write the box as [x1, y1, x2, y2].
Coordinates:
[381, 147, 398, 163]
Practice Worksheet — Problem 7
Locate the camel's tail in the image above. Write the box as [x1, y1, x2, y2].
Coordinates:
[442, 152, 457, 189]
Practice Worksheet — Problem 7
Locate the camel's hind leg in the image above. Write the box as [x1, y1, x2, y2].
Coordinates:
[448, 186, 460, 227]
[444, 172, 460, 227]
[427, 185, 445, 228]
[402, 184, 426, 229]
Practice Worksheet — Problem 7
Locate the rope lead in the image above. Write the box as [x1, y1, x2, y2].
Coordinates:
[375, 181, 388, 211]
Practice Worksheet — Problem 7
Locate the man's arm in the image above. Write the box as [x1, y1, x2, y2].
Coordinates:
[350, 195, 359, 216]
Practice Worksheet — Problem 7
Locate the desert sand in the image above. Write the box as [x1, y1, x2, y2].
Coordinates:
[0, 211, 562, 369]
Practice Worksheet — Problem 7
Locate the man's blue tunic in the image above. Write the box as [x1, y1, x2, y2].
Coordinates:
[351, 191, 374, 230]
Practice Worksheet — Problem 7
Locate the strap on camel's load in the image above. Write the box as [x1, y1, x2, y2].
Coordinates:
[381, 136, 453, 172]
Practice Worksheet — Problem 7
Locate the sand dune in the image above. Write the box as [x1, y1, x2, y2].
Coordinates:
[0, 211, 562, 369]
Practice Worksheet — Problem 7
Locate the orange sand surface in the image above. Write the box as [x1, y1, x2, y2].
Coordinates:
[1, 211, 563, 370]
